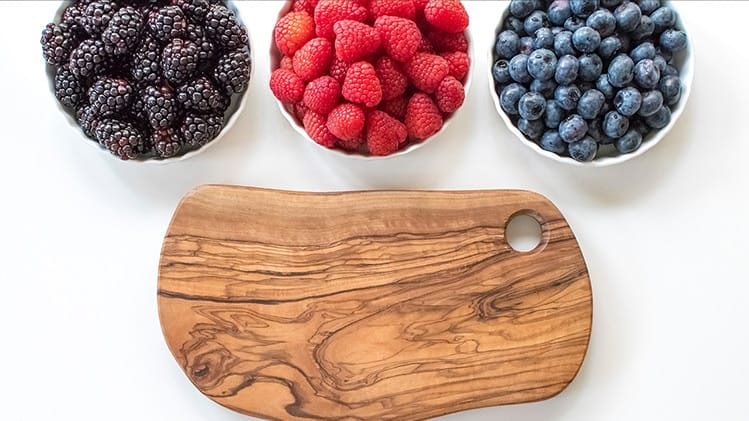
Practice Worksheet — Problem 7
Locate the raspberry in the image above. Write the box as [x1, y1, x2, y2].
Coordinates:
[148, 6, 187, 42]
[424, 0, 468, 33]
[375, 57, 408, 101]
[314, 0, 368, 39]
[269, 69, 305, 103]
[303, 76, 341, 115]
[280, 55, 293, 70]
[374, 16, 421, 63]
[370, 0, 416, 20]
[161, 38, 199, 85]
[337, 136, 365, 151]
[342, 61, 382, 108]
[329, 58, 350, 83]
[294, 103, 309, 121]
[379, 95, 408, 120]
[326, 103, 365, 140]
[303, 111, 337, 147]
[405, 93, 443, 139]
[274, 11, 315, 56]
[403, 52, 450, 93]
[440, 51, 470, 81]
[418, 37, 436, 53]
[293, 37, 333, 81]
[333, 20, 380, 63]
[413, 0, 429, 14]
[366, 110, 407, 155]
[427, 30, 468, 53]
[293, 0, 319, 15]
[434, 75, 464, 113]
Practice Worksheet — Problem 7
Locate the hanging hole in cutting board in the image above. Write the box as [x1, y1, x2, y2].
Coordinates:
[506, 213, 543, 252]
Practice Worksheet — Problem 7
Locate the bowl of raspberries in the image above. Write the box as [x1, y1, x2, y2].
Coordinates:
[270, 0, 472, 158]
[41, 0, 252, 162]
[490, 0, 693, 165]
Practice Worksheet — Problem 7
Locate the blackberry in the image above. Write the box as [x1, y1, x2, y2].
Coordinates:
[83, 1, 119, 36]
[94, 119, 149, 160]
[41, 23, 79, 66]
[69, 39, 109, 78]
[213, 49, 251, 95]
[76, 105, 101, 139]
[180, 113, 223, 147]
[88, 76, 133, 116]
[185, 23, 214, 64]
[204, 4, 248, 51]
[152, 128, 183, 158]
[102, 6, 145, 55]
[143, 85, 178, 129]
[176, 77, 228, 113]
[54, 65, 86, 108]
[172, 0, 210, 23]
[61, 5, 87, 34]
[161, 39, 199, 85]
[148, 6, 187, 42]
[131, 34, 161, 86]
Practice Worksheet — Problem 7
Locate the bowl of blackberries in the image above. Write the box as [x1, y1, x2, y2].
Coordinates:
[490, 0, 692, 165]
[41, 0, 252, 162]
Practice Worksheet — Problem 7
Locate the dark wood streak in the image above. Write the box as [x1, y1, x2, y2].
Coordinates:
[158, 186, 593, 421]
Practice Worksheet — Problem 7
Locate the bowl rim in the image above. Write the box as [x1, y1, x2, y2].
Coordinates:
[46, 0, 254, 165]
[269, 0, 475, 160]
[488, 0, 695, 167]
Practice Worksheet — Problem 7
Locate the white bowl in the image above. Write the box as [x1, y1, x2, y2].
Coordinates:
[270, 0, 474, 160]
[46, 0, 253, 164]
[488, 0, 694, 167]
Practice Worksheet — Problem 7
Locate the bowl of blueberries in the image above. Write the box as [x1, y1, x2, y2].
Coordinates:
[490, 0, 693, 165]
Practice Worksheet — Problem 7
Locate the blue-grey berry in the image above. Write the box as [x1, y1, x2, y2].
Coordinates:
[614, 86, 642, 116]
[630, 118, 650, 136]
[504, 16, 525, 34]
[493, 60, 513, 84]
[534, 27, 555, 49]
[660, 29, 687, 52]
[540, 130, 567, 154]
[650, 6, 676, 32]
[630, 15, 655, 41]
[548, 0, 573, 25]
[644, 106, 671, 129]
[598, 35, 622, 59]
[554, 30, 576, 56]
[495, 30, 520, 59]
[596, 74, 616, 98]
[527, 48, 558, 81]
[639, 0, 661, 15]
[519, 92, 548, 120]
[524, 10, 550, 35]
[555, 84, 582, 110]
[630, 41, 656, 63]
[569, 136, 598, 161]
[577, 89, 606, 119]
[509, 54, 532, 83]
[603, 110, 630, 138]
[615, 129, 642, 154]
[519, 117, 546, 139]
[638, 90, 663, 117]
[559, 114, 588, 142]
[578, 53, 603, 81]
[573, 26, 601, 53]
[564, 16, 586, 32]
[634, 59, 660, 89]
[614, 2, 642, 32]
[586, 117, 605, 142]
[587, 9, 616, 37]
[662, 64, 679, 77]
[658, 75, 681, 105]
[531, 78, 558, 98]
[607, 54, 634, 87]
[652, 54, 668, 73]
[519, 36, 535, 55]
[545, 99, 567, 128]
[510, 0, 537, 18]
[555, 54, 579, 85]
[500, 83, 528, 115]
[570, 0, 599, 18]
[601, 0, 623, 9]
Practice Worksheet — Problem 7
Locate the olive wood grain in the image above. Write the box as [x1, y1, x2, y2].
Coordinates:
[158, 185, 592, 420]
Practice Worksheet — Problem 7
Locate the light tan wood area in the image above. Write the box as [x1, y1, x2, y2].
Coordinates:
[158, 186, 592, 420]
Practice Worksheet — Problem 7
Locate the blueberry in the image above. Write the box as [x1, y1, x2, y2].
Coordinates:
[603, 110, 629, 138]
[657, 47, 673, 62]
[650, 6, 676, 32]
[570, 0, 599, 18]
[639, 0, 661, 15]
[597, 36, 622, 59]
[519, 92, 548, 120]
[616, 32, 631, 51]
[559, 114, 588, 142]
[504, 16, 526, 34]
[644, 105, 671, 129]
[572, 26, 601, 53]
[630, 41, 656, 63]
[595, 75, 615, 99]
[564, 16, 586, 32]
[630, 15, 655, 41]
[586, 117, 605, 141]
[554, 30, 576, 56]
[527, 48, 558, 81]
[540, 130, 567, 153]
[519, 36, 535, 55]
[658, 75, 681, 105]
[510, 0, 537, 18]
[569, 136, 598, 161]
[652, 54, 668, 73]
[601, 0, 623, 9]
[577, 89, 606, 119]
[534, 27, 555, 49]
[545, 99, 567, 128]
[548, 0, 573, 25]
[519, 117, 546, 139]
[495, 30, 521, 59]
[615, 129, 642, 154]
[638, 90, 663, 117]
[552, 26, 565, 35]
[613, 86, 642, 116]
[525, 10, 550, 35]
[578, 53, 603, 81]
[531, 78, 558, 98]
[660, 29, 687, 52]
[607, 54, 634, 87]
[662, 64, 679, 77]
[634, 59, 660, 89]
[554, 54, 579, 85]
[493, 60, 513, 84]
[586, 9, 616, 37]
[555, 84, 582, 110]
[500, 83, 528, 115]
[509, 54, 532, 83]
[630, 118, 650, 136]
[614, 2, 642, 32]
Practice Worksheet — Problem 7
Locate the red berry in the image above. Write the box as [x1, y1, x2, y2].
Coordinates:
[327, 103, 366, 140]
[337, 137, 365, 151]
[374, 16, 421, 63]
[418, 37, 436, 53]
[333, 20, 381, 62]
[329, 58, 350, 83]
[427, 30, 468, 53]
[293, 37, 333, 81]
[303, 76, 341, 115]
[403, 52, 450, 93]
[434, 76, 464, 113]
[294, 102, 309, 121]
[292, 0, 319, 15]
[375, 56, 408, 101]
[314, 0, 368, 39]
[270, 68, 305, 103]
[280, 55, 293, 70]
[369, 0, 416, 20]
[440, 51, 470, 81]
[342, 61, 382, 108]
[367, 110, 408, 155]
[379, 95, 409, 120]
[303, 111, 337, 147]
[424, 0, 468, 33]
[405, 93, 443, 139]
[274, 11, 316, 56]
[413, 0, 429, 14]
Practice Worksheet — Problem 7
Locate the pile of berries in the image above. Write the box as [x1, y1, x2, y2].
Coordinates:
[270, 0, 471, 156]
[41, 0, 251, 160]
[493, 0, 687, 162]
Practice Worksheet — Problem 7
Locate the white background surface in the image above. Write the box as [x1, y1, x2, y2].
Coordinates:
[1, 1, 747, 420]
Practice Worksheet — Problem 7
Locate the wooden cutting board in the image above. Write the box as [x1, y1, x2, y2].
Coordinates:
[158, 186, 592, 420]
